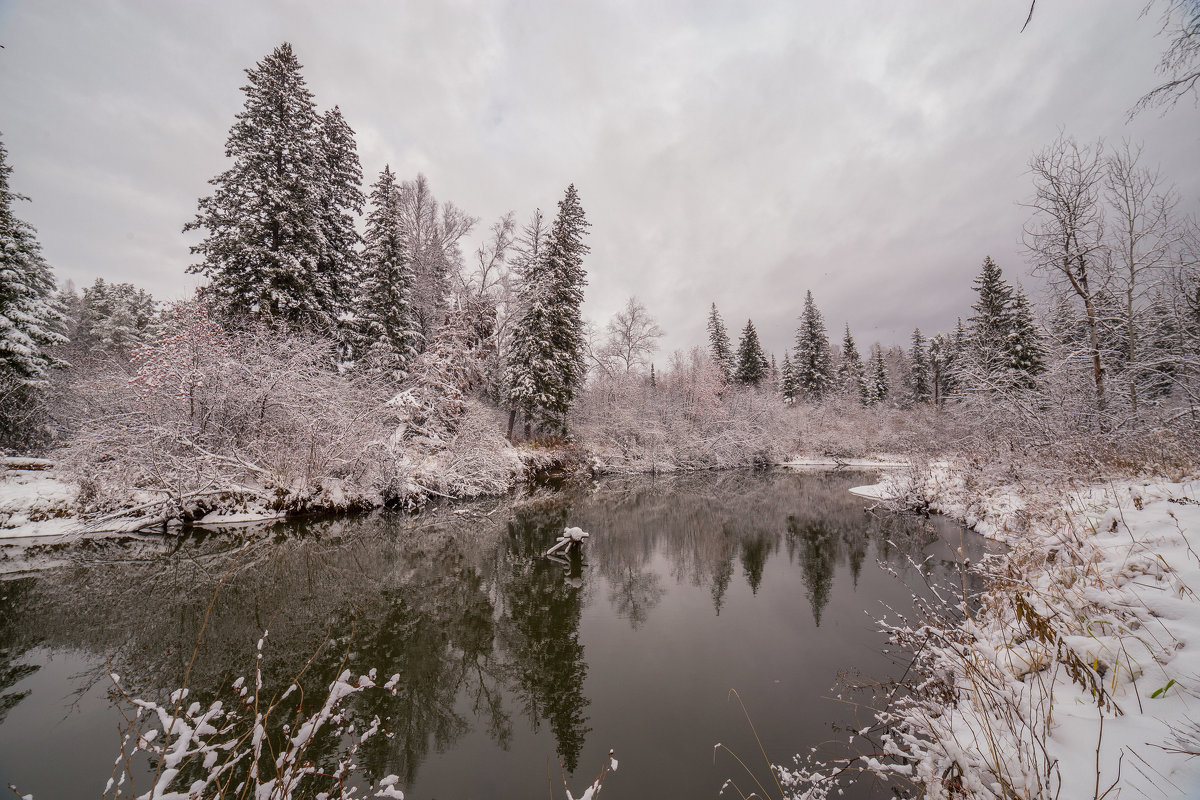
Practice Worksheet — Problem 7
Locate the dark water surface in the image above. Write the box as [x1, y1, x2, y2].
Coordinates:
[0, 470, 991, 799]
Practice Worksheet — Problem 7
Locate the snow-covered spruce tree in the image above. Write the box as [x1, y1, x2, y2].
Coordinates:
[928, 332, 950, 406]
[505, 185, 589, 437]
[734, 319, 767, 386]
[356, 166, 421, 379]
[965, 255, 1015, 391]
[780, 351, 796, 402]
[909, 328, 931, 404]
[1006, 288, 1046, 388]
[707, 302, 735, 382]
[316, 106, 364, 330]
[836, 324, 866, 402]
[0, 136, 65, 447]
[185, 43, 343, 331]
[793, 289, 834, 401]
[863, 344, 889, 405]
[77, 278, 156, 351]
[942, 316, 968, 400]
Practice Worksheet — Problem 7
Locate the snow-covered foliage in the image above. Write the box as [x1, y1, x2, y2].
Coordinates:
[105, 632, 406, 800]
[384, 301, 526, 506]
[575, 347, 785, 471]
[782, 466, 1200, 800]
[64, 277, 158, 352]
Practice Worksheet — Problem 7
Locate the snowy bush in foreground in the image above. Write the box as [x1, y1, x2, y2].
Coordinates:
[105, 633, 405, 800]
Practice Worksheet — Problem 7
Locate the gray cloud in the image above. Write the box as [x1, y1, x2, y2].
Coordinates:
[1, 0, 1197, 358]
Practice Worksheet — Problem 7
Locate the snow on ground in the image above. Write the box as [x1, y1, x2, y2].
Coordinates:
[0, 467, 78, 539]
[836, 466, 1200, 799]
[193, 509, 287, 526]
[781, 454, 910, 470]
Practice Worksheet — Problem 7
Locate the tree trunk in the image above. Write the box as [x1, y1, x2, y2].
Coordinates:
[507, 408, 517, 442]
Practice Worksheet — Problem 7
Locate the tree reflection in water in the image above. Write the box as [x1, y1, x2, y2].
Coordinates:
[0, 470, 994, 798]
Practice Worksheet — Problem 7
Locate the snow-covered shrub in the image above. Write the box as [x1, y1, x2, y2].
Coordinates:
[572, 348, 792, 472]
[55, 302, 395, 524]
[387, 399, 522, 508]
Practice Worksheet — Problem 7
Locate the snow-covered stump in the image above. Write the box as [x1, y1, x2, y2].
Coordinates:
[544, 526, 589, 557]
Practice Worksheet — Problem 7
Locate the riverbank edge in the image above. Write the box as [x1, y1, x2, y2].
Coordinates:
[0, 449, 910, 542]
[799, 461, 1200, 800]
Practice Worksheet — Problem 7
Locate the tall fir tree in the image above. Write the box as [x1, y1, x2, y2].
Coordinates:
[506, 185, 589, 435]
[357, 165, 421, 378]
[864, 344, 889, 406]
[734, 319, 767, 386]
[316, 106, 364, 323]
[836, 324, 865, 400]
[909, 328, 931, 404]
[0, 136, 63, 386]
[185, 43, 352, 331]
[793, 289, 834, 400]
[706, 302, 734, 382]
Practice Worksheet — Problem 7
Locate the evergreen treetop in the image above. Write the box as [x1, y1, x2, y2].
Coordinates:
[707, 302, 734, 382]
[735, 319, 767, 386]
[0, 135, 64, 386]
[185, 43, 352, 331]
[793, 289, 834, 400]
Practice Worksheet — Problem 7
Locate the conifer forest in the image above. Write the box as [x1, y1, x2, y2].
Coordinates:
[2, 3, 1200, 799]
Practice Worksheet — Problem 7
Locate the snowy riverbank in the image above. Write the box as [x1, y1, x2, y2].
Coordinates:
[802, 463, 1200, 800]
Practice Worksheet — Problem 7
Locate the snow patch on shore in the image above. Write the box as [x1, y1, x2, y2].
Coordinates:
[805, 467, 1200, 800]
[0, 468, 78, 539]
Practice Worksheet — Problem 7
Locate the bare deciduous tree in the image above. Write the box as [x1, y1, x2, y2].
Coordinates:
[602, 296, 664, 373]
[1024, 133, 1109, 417]
[1103, 139, 1179, 415]
[1133, 0, 1200, 116]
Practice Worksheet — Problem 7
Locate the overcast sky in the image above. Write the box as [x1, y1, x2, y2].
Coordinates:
[1, 0, 1198, 358]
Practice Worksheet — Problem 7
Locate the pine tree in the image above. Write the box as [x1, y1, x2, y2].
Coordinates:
[357, 165, 421, 378]
[0, 136, 63, 386]
[966, 255, 1016, 389]
[706, 302, 734, 382]
[185, 43, 339, 330]
[864, 344, 889, 405]
[780, 351, 796, 401]
[506, 185, 589, 435]
[793, 289, 834, 400]
[909, 328, 931, 403]
[649, 363, 656, 388]
[735, 319, 767, 386]
[836, 324, 865, 399]
[315, 106, 364, 323]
